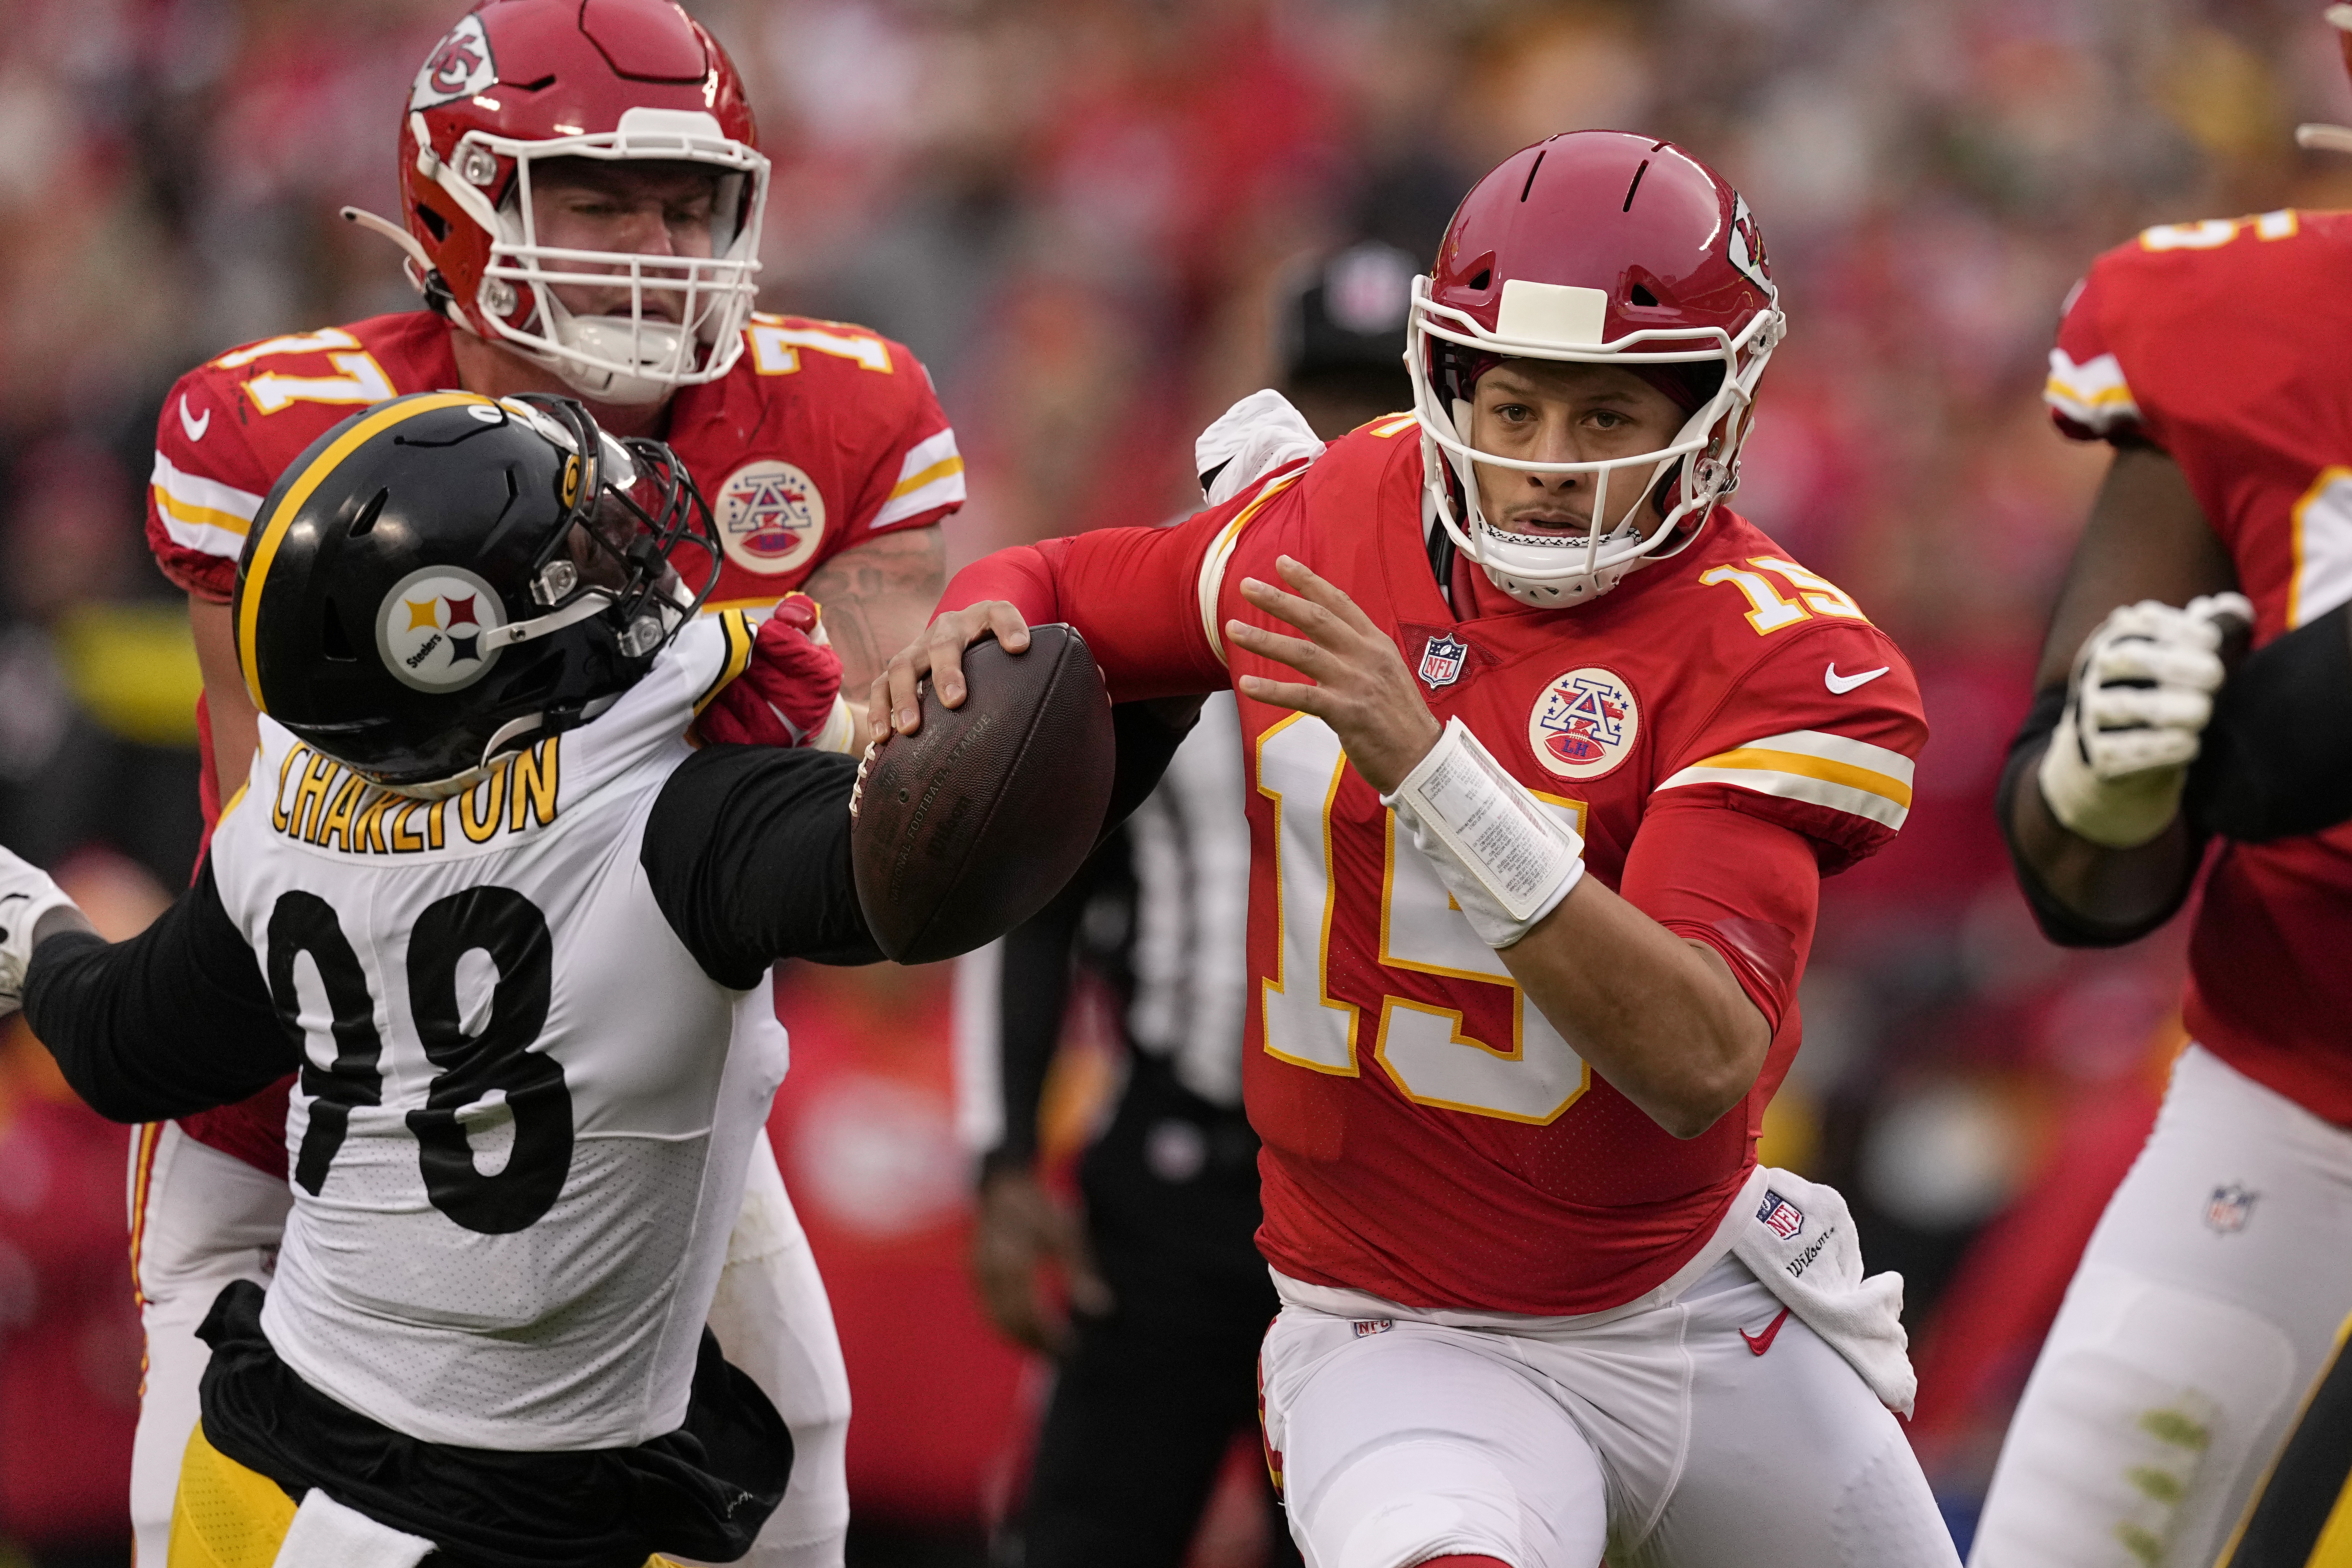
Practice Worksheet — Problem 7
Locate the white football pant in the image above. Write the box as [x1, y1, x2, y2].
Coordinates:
[128, 1124, 850, 1568]
[1259, 1255, 1959, 1568]
[1970, 1044, 2352, 1568]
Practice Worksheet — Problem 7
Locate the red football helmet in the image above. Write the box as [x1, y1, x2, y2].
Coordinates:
[1407, 131, 1784, 607]
[2294, 6, 2352, 156]
[352, 0, 769, 405]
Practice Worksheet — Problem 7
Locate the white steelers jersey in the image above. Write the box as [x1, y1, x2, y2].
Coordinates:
[206, 613, 780, 1451]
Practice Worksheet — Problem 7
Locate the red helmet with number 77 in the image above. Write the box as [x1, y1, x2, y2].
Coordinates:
[1407, 131, 1785, 608]
[350, 0, 769, 407]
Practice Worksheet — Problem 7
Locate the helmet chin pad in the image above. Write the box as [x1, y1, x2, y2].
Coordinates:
[543, 315, 694, 405]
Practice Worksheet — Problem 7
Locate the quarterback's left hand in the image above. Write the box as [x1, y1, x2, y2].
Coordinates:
[694, 594, 856, 753]
[1229, 555, 1441, 795]
[0, 848, 87, 1018]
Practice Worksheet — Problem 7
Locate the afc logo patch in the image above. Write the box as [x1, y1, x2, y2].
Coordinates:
[1418, 633, 1469, 691]
[1758, 1189, 1804, 1241]
[377, 566, 506, 693]
[2204, 1183, 2258, 1235]
[715, 459, 827, 577]
[410, 15, 496, 111]
[1528, 665, 1639, 780]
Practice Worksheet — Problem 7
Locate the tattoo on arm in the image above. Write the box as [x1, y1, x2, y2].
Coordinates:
[802, 526, 948, 692]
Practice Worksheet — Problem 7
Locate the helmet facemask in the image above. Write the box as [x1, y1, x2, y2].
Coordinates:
[418, 107, 769, 405]
[1408, 274, 1783, 608]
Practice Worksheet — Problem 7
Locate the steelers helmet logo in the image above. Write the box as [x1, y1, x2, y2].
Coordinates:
[1528, 665, 1639, 780]
[715, 459, 826, 576]
[376, 566, 506, 692]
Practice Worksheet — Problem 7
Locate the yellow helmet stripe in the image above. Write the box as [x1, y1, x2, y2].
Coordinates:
[236, 392, 491, 712]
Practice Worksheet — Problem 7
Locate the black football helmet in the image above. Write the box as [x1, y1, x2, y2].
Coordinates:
[233, 391, 720, 787]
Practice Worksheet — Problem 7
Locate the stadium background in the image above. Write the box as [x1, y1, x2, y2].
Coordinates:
[0, 0, 2342, 1562]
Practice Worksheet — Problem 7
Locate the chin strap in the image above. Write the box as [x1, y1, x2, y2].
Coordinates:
[341, 207, 464, 324]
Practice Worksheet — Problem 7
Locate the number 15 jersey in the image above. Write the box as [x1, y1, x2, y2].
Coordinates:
[945, 419, 1927, 1315]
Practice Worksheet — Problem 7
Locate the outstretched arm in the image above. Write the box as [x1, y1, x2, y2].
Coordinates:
[800, 525, 946, 696]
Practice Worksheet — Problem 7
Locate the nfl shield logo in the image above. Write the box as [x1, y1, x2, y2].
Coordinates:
[1419, 634, 1468, 691]
[2204, 1183, 2258, 1235]
[1758, 1190, 1804, 1241]
[1352, 1319, 1393, 1338]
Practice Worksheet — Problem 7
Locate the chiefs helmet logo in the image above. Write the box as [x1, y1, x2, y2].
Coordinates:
[411, 16, 498, 111]
[1727, 192, 1774, 300]
[1528, 666, 1640, 781]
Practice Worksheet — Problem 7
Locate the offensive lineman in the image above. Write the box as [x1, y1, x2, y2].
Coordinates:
[1973, 16, 2352, 1565]
[135, 2, 962, 1562]
[881, 133, 1956, 1567]
[3, 391, 907, 1564]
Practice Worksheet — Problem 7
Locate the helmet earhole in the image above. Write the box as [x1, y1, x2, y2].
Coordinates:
[1630, 284, 1658, 307]
[413, 204, 450, 243]
[1468, 268, 1491, 291]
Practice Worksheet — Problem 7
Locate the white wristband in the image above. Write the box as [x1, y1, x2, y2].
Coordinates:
[812, 691, 861, 754]
[1381, 718, 1586, 948]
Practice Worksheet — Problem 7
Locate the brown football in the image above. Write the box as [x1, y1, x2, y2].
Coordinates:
[850, 625, 1115, 964]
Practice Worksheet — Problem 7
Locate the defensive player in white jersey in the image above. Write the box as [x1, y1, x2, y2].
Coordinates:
[0, 391, 964, 1566]
[134, 3, 964, 1560]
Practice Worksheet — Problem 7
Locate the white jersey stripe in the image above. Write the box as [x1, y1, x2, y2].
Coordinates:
[1197, 468, 1305, 664]
[870, 470, 966, 529]
[1656, 764, 1908, 829]
[151, 452, 264, 555]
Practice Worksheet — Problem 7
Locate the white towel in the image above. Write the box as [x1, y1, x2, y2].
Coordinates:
[1728, 1165, 1917, 1416]
[271, 1488, 435, 1568]
[1195, 389, 1325, 506]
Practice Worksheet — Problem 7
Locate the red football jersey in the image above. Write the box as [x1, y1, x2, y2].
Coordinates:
[945, 420, 1926, 1314]
[2046, 209, 2352, 1126]
[146, 307, 962, 1176]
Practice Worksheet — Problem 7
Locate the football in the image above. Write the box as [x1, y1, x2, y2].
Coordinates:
[850, 624, 1115, 964]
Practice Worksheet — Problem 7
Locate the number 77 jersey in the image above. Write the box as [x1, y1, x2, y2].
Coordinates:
[955, 419, 1926, 1315]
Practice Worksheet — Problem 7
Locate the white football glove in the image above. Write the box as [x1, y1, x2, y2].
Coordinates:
[0, 847, 82, 1018]
[2038, 592, 2252, 848]
[1195, 389, 1325, 506]
[1383, 718, 1587, 949]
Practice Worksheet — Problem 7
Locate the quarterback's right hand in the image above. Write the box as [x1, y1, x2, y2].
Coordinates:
[2039, 592, 2252, 848]
[867, 601, 1033, 744]
[0, 848, 87, 1018]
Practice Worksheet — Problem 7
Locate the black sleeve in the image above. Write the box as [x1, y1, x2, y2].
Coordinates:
[2187, 601, 2352, 842]
[1995, 683, 2201, 947]
[976, 850, 1105, 1183]
[1097, 699, 1199, 850]
[22, 859, 296, 1122]
[641, 745, 883, 988]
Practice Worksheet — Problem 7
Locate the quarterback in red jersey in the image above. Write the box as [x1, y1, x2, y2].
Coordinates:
[1976, 32, 2352, 1566]
[130, 4, 961, 1564]
[880, 133, 1953, 1567]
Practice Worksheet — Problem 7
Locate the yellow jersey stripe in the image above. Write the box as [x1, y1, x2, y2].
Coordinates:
[693, 609, 758, 716]
[236, 393, 487, 713]
[154, 487, 256, 535]
[1674, 745, 1913, 809]
[887, 454, 965, 500]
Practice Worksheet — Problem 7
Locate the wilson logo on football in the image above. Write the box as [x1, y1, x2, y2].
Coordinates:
[377, 567, 506, 693]
[1528, 666, 1639, 781]
[410, 15, 496, 111]
[715, 458, 826, 576]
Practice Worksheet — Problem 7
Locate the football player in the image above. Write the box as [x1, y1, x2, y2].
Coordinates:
[1971, 17, 2352, 1566]
[880, 133, 1955, 1568]
[963, 243, 1413, 1568]
[132, 3, 962, 1564]
[4, 392, 896, 1564]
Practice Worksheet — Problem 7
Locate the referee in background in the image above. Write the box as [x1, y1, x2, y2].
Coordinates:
[959, 241, 1417, 1568]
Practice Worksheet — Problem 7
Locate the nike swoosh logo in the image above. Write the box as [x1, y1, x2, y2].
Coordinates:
[1740, 1307, 1792, 1356]
[1824, 663, 1889, 694]
[179, 394, 211, 442]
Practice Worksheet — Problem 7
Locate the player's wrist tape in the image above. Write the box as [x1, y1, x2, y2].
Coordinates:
[2037, 701, 2187, 850]
[1381, 717, 1586, 949]
[813, 692, 860, 754]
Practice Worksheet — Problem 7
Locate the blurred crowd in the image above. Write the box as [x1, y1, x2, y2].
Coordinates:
[3, 0, 2348, 1562]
